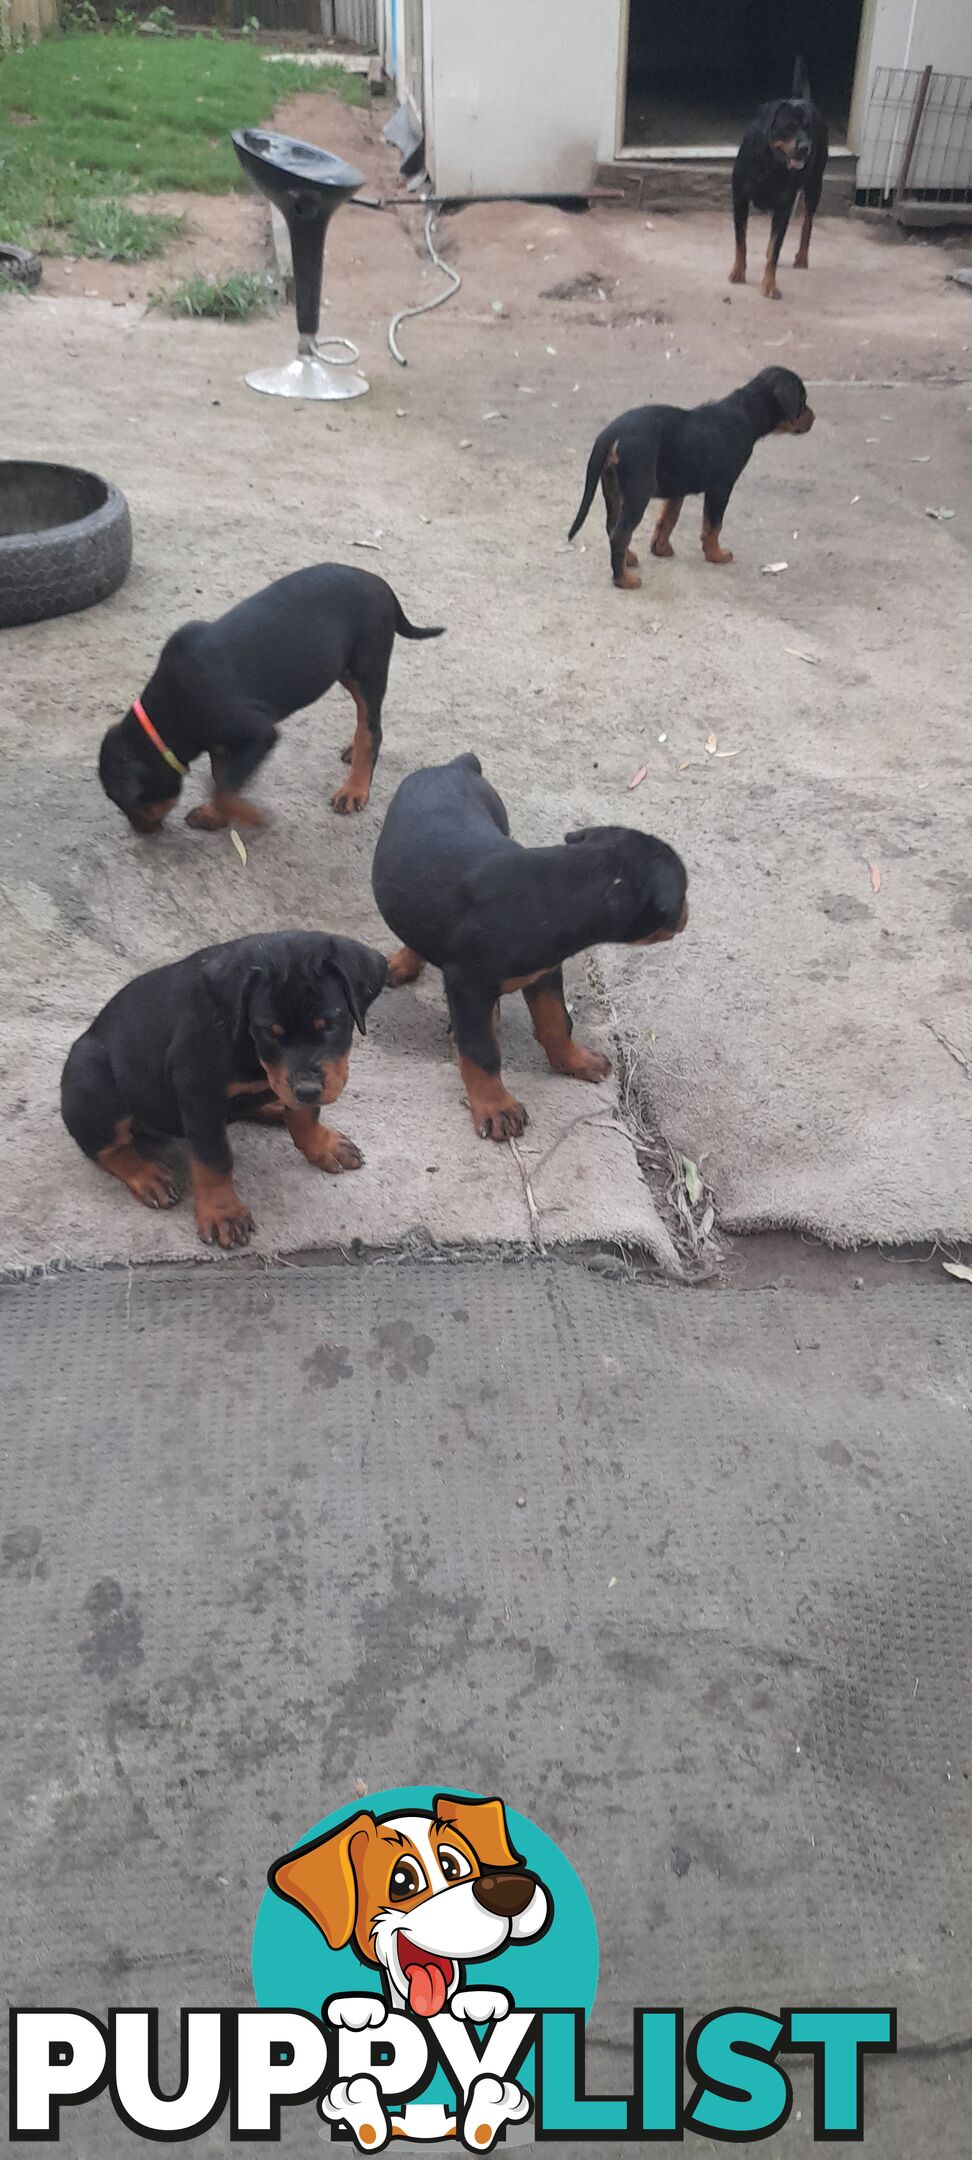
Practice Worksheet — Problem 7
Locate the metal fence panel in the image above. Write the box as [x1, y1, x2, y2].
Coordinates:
[321, 0, 376, 43]
[856, 64, 972, 205]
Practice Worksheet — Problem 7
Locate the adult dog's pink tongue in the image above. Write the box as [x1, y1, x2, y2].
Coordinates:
[406, 1962, 448, 2017]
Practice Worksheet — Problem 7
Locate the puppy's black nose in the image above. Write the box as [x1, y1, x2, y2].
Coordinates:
[293, 1080, 322, 1105]
[472, 1872, 536, 1919]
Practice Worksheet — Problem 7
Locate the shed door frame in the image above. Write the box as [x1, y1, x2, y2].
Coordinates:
[614, 0, 868, 158]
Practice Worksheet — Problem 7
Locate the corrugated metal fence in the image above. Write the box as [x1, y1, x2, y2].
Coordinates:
[69, 0, 377, 38]
[321, 0, 374, 42]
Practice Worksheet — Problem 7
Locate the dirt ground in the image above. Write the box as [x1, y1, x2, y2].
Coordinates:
[3, 87, 971, 1269]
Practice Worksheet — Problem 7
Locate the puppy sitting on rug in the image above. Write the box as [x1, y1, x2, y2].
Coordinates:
[61, 931, 387, 1249]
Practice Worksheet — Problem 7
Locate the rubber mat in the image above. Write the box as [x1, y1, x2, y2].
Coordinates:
[2, 1263, 970, 2155]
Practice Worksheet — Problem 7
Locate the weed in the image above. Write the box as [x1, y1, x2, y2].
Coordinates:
[155, 267, 274, 318]
[61, 0, 101, 30]
[67, 196, 182, 259]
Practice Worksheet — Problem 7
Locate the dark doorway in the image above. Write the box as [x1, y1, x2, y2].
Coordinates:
[623, 0, 865, 151]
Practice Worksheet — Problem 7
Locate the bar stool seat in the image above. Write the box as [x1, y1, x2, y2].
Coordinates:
[231, 127, 368, 400]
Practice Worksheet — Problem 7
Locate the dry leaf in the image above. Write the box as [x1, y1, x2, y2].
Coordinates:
[761, 560, 789, 574]
[925, 506, 955, 520]
[712, 748, 741, 758]
[352, 538, 382, 550]
[705, 731, 718, 754]
[628, 764, 647, 790]
[911, 454, 931, 462]
[942, 1262, 972, 1284]
[699, 1203, 715, 1240]
[785, 648, 819, 664]
[229, 828, 247, 866]
[682, 1156, 702, 1206]
[868, 862, 881, 893]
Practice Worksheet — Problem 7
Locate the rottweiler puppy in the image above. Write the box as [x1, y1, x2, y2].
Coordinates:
[371, 753, 687, 1142]
[61, 931, 387, 1248]
[568, 366, 814, 589]
[98, 564, 444, 836]
[730, 58, 829, 300]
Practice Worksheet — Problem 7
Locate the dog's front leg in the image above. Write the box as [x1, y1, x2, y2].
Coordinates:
[175, 1078, 254, 1249]
[320, 2074, 392, 2152]
[185, 722, 278, 832]
[761, 200, 793, 298]
[729, 190, 748, 283]
[445, 970, 528, 1143]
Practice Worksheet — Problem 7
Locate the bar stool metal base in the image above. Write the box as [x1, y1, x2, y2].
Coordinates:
[245, 334, 369, 402]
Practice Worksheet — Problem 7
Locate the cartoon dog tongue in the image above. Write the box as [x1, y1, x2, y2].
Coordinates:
[402, 1949, 450, 2017]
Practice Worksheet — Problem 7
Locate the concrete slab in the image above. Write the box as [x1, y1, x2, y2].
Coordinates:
[2, 1260, 970, 2153]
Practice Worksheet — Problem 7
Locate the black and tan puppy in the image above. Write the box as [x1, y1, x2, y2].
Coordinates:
[98, 564, 444, 836]
[568, 367, 814, 589]
[61, 931, 387, 1248]
[371, 753, 687, 1142]
[730, 57, 829, 300]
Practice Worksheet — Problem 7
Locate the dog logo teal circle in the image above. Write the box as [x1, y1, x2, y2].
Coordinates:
[253, 1786, 598, 2148]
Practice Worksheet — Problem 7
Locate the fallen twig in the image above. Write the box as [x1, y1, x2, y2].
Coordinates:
[922, 1019, 972, 1078]
[508, 1136, 547, 1254]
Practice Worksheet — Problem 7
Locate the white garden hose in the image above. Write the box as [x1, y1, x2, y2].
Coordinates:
[388, 202, 461, 366]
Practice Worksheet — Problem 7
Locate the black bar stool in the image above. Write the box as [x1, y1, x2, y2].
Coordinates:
[231, 127, 368, 400]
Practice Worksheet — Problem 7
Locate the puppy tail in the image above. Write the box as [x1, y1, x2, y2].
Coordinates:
[568, 426, 614, 541]
[791, 53, 811, 102]
[392, 597, 446, 641]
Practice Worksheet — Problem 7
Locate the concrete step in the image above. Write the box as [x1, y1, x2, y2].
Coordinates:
[596, 158, 856, 215]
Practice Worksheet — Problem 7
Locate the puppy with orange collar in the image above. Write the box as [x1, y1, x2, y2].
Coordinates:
[270, 1793, 551, 2148]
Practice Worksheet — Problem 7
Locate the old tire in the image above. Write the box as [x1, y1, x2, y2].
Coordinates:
[0, 461, 133, 629]
[0, 242, 42, 289]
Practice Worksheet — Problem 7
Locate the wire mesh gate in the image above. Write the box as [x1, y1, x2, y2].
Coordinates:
[856, 65, 972, 207]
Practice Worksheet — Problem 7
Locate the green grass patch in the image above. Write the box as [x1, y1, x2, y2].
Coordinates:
[0, 32, 367, 250]
[67, 196, 183, 259]
[154, 266, 274, 318]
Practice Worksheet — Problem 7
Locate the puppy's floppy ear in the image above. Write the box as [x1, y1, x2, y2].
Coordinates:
[325, 938, 389, 1037]
[201, 951, 262, 1041]
[769, 368, 805, 424]
[269, 1812, 377, 1951]
[434, 1794, 523, 1871]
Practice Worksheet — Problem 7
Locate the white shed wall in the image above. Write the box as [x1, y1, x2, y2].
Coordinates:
[422, 0, 623, 197]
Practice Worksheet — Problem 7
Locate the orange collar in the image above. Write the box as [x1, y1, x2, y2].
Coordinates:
[132, 696, 188, 778]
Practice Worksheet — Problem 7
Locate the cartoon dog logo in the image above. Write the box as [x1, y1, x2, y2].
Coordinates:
[270, 1792, 552, 2148]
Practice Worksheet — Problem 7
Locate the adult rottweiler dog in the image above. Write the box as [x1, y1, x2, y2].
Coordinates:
[98, 564, 444, 836]
[371, 753, 687, 1142]
[730, 57, 829, 300]
[61, 931, 387, 1247]
[568, 366, 814, 588]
